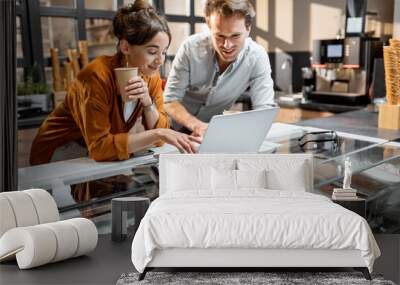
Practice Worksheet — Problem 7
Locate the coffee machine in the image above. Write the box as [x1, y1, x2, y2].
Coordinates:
[303, 0, 384, 105]
[306, 37, 382, 105]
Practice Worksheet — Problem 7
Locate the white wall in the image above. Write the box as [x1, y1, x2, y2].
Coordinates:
[394, 0, 400, 38]
[254, 0, 395, 52]
[309, 1, 346, 51]
[367, 0, 396, 38]
[255, 0, 347, 52]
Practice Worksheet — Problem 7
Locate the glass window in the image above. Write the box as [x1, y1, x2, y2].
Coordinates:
[85, 0, 117, 10]
[16, 16, 23, 59]
[194, 0, 207, 17]
[41, 17, 78, 58]
[123, 0, 154, 7]
[195, 23, 208, 34]
[164, 0, 190, 16]
[44, 66, 54, 90]
[40, 0, 76, 8]
[86, 18, 116, 57]
[16, 67, 24, 85]
[167, 22, 190, 55]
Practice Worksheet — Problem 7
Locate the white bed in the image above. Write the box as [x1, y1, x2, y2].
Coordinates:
[131, 154, 380, 280]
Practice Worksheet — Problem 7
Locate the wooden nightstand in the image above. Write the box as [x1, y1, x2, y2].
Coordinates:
[332, 198, 366, 218]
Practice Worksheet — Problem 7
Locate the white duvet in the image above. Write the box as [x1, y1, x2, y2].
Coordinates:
[131, 190, 380, 273]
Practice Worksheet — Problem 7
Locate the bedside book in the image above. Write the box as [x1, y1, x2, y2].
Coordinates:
[333, 192, 357, 196]
[332, 195, 362, 200]
[333, 188, 357, 193]
[332, 188, 358, 200]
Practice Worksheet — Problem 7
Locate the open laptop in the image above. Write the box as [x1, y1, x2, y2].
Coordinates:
[198, 107, 279, 153]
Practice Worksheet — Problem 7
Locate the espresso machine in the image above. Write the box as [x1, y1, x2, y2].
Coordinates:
[305, 37, 382, 105]
[303, 0, 384, 105]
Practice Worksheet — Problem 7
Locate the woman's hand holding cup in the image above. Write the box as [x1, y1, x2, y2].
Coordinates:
[114, 67, 151, 107]
[124, 76, 152, 107]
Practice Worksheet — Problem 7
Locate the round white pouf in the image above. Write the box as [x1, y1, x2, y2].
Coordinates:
[42, 221, 79, 262]
[24, 189, 59, 224]
[0, 196, 17, 237]
[0, 218, 98, 269]
[1, 192, 39, 227]
[0, 226, 57, 269]
[66, 218, 98, 257]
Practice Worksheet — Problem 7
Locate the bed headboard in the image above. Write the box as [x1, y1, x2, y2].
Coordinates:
[159, 154, 314, 195]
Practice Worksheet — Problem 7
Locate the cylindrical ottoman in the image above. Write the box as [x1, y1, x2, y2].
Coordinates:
[111, 197, 150, 242]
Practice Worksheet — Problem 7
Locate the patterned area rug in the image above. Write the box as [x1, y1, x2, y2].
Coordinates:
[116, 271, 396, 285]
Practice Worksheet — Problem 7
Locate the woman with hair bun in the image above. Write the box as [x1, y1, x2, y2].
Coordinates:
[30, 0, 200, 166]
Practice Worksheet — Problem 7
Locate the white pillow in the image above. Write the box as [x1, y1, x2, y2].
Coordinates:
[212, 168, 237, 190]
[236, 169, 268, 189]
[266, 166, 306, 191]
[237, 158, 309, 191]
[167, 163, 212, 191]
[211, 169, 268, 190]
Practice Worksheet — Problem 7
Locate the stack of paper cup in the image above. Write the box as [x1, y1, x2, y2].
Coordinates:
[390, 39, 400, 92]
[384, 40, 400, 105]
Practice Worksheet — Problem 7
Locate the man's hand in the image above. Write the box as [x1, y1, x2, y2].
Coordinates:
[191, 122, 208, 138]
[164, 102, 209, 137]
[157, 129, 202, 153]
[124, 76, 152, 107]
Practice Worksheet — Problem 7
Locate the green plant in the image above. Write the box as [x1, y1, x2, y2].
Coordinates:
[17, 62, 49, 95]
[17, 78, 50, 95]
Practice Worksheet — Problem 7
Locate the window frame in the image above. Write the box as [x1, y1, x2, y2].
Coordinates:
[17, 0, 125, 79]
[17, 0, 206, 80]
[159, 0, 206, 74]
[16, 0, 31, 70]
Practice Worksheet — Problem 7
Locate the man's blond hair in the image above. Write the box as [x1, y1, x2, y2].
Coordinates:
[204, 0, 255, 28]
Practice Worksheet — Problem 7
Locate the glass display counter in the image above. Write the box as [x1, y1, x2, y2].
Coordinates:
[267, 126, 400, 234]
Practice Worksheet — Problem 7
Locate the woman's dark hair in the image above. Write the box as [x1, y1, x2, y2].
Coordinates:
[113, 0, 171, 47]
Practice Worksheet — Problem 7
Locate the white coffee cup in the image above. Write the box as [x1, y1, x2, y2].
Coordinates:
[114, 67, 138, 102]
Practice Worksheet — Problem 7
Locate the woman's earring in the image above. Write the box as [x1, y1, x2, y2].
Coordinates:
[125, 55, 129, 68]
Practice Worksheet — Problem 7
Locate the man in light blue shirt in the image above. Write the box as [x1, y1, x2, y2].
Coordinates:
[164, 0, 275, 137]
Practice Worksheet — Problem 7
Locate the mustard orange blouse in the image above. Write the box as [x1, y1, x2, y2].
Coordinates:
[30, 53, 169, 165]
